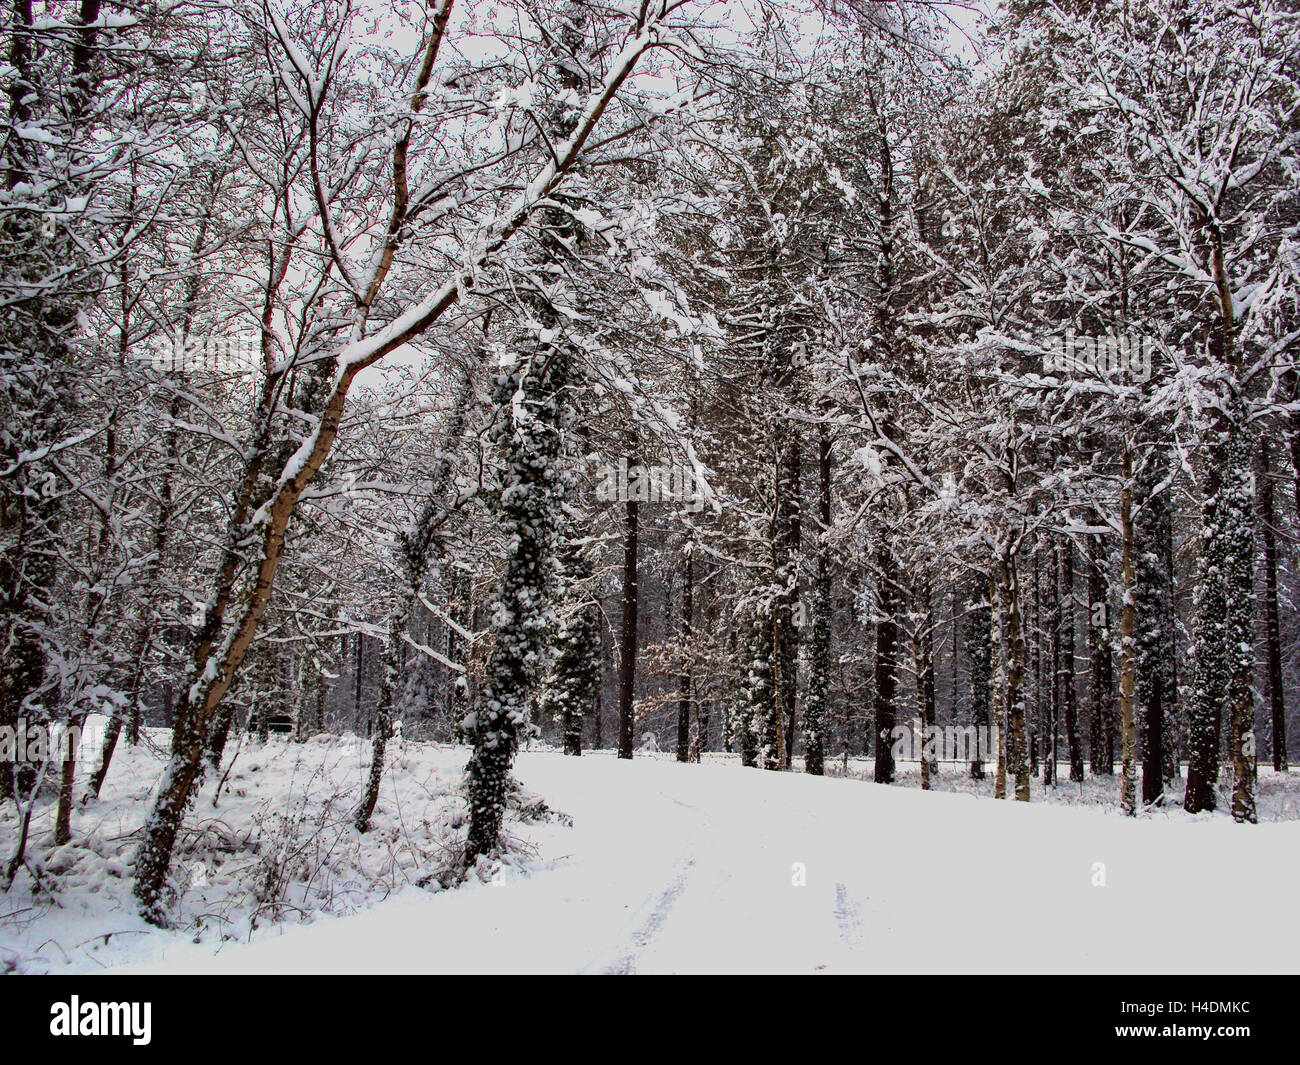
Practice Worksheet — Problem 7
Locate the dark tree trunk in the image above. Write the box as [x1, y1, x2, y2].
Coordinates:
[1258, 439, 1288, 772]
[1088, 532, 1115, 776]
[1044, 547, 1058, 787]
[464, 348, 571, 865]
[916, 573, 936, 784]
[802, 425, 832, 775]
[617, 489, 638, 760]
[777, 435, 800, 767]
[966, 571, 992, 781]
[873, 544, 899, 783]
[1119, 448, 1139, 816]
[1136, 460, 1174, 806]
[1028, 551, 1041, 779]
[1000, 551, 1031, 802]
[354, 632, 365, 735]
[593, 632, 604, 750]
[676, 550, 693, 762]
[1060, 540, 1083, 782]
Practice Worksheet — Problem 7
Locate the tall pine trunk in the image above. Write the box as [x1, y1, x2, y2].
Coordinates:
[966, 572, 992, 781]
[803, 426, 832, 775]
[1119, 448, 1139, 816]
[617, 478, 639, 761]
[998, 550, 1031, 802]
[1088, 533, 1115, 775]
[1060, 540, 1083, 782]
[1258, 439, 1288, 772]
[873, 543, 899, 783]
[1136, 457, 1174, 805]
[675, 549, 693, 762]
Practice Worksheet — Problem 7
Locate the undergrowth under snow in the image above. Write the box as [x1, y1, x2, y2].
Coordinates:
[0, 731, 563, 974]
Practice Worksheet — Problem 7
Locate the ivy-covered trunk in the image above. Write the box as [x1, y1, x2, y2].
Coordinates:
[1257, 439, 1288, 772]
[546, 541, 601, 758]
[463, 349, 570, 865]
[1186, 389, 1257, 821]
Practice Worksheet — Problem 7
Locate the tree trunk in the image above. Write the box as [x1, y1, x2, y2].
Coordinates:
[617, 481, 639, 760]
[1258, 439, 1288, 772]
[966, 571, 992, 781]
[1119, 448, 1139, 816]
[676, 549, 693, 762]
[999, 550, 1031, 802]
[803, 425, 832, 776]
[1136, 457, 1174, 805]
[1044, 546, 1058, 787]
[464, 348, 571, 865]
[873, 543, 899, 783]
[1088, 532, 1115, 775]
[1060, 540, 1083, 782]
[992, 570, 1007, 799]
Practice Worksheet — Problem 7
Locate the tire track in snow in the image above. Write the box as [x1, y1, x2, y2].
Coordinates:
[594, 856, 697, 975]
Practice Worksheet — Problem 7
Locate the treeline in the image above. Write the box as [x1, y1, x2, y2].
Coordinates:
[1, 0, 1296, 923]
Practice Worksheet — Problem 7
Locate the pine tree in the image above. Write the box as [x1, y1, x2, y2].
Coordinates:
[965, 573, 992, 781]
[1135, 457, 1175, 805]
[1257, 439, 1288, 772]
[803, 426, 833, 776]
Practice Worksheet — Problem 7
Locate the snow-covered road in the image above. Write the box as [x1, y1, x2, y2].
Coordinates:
[121, 752, 1300, 974]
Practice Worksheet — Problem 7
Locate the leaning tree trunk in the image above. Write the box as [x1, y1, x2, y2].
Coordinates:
[358, 377, 470, 827]
[356, 473, 461, 831]
[132, 4, 658, 918]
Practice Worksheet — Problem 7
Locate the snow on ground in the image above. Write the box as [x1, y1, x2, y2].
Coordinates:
[0, 730, 562, 974]
[3, 737, 1298, 974]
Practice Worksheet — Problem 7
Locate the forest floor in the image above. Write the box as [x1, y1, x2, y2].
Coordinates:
[3, 732, 1298, 974]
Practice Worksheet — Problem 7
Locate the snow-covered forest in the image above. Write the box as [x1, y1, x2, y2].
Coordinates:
[3, 0, 1300, 978]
